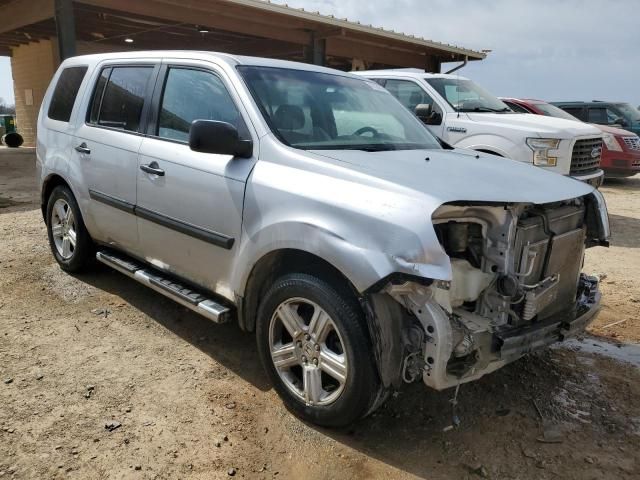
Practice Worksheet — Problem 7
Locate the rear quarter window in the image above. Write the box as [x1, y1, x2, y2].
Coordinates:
[47, 66, 88, 122]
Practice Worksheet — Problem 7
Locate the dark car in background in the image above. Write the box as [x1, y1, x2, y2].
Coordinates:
[551, 101, 640, 137]
[502, 98, 640, 178]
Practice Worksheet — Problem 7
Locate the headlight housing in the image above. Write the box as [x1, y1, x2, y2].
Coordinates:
[602, 133, 622, 151]
[526, 138, 560, 166]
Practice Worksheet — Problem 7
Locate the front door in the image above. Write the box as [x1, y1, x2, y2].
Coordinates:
[382, 78, 445, 139]
[73, 63, 158, 254]
[135, 62, 256, 299]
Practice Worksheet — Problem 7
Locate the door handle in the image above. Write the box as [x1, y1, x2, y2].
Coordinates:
[75, 143, 91, 155]
[140, 162, 165, 176]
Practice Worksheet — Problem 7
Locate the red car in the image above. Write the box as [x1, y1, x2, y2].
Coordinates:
[502, 98, 640, 178]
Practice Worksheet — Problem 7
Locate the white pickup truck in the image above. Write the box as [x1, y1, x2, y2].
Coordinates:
[355, 70, 604, 187]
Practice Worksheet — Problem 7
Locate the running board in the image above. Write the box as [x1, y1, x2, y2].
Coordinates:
[96, 250, 231, 324]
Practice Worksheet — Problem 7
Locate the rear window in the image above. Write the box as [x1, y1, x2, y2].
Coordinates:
[561, 107, 586, 121]
[47, 66, 88, 122]
[88, 66, 154, 133]
[588, 108, 608, 124]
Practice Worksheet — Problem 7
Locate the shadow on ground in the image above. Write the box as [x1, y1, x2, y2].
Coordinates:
[608, 214, 640, 248]
[78, 264, 272, 391]
[69, 264, 640, 479]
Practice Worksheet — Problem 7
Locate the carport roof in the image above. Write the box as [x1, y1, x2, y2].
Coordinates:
[226, 0, 487, 60]
[0, 0, 487, 69]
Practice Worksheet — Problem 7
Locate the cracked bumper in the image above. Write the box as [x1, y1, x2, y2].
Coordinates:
[496, 293, 600, 362]
[422, 275, 601, 390]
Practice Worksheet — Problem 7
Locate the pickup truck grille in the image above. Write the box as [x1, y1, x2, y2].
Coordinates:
[570, 138, 602, 175]
[623, 136, 640, 151]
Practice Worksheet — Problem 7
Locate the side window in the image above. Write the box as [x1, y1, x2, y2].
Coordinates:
[48, 66, 88, 122]
[88, 66, 154, 132]
[384, 79, 440, 114]
[503, 101, 529, 113]
[157, 68, 246, 143]
[562, 107, 586, 121]
[605, 107, 623, 125]
[587, 107, 607, 124]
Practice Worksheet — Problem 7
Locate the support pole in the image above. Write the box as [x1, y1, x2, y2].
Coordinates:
[308, 32, 326, 66]
[425, 56, 442, 73]
[54, 0, 76, 60]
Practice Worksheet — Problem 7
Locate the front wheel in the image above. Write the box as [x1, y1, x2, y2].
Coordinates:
[256, 273, 383, 427]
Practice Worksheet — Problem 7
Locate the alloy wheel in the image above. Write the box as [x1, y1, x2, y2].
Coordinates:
[50, 198, 77, 260]
[268, 297, 348, 406]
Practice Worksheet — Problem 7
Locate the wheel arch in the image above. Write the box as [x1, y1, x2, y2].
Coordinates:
[238, 248, 361, 332]
[41, 174, 72, 220]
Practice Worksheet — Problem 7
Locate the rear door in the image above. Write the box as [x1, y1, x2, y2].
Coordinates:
[135, 60, 257, 298]
[71, 62, 159, 254]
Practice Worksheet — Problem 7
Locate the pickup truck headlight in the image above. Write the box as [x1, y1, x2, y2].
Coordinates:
[602, 133, 622, 152]
[526, 138, 560, 167]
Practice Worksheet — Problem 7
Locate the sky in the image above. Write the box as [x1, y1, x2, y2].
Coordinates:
[0, 0, 638, 108]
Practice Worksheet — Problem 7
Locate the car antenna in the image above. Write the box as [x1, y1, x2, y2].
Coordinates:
[456, 72, 460, 119]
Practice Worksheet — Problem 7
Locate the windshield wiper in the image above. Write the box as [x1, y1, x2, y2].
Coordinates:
[459, 106, 511, 113]
[303, 144, 399, 152]
[353, 144, 398, 152]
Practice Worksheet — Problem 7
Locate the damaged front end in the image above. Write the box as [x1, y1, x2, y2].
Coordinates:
[365, 193, 607, 391]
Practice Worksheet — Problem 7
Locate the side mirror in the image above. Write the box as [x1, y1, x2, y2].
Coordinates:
[189, 120, 253, 158]
[415, 104, 442, 125]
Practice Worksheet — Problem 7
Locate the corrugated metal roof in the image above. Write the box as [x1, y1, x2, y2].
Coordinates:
[223, 0, 487, 60]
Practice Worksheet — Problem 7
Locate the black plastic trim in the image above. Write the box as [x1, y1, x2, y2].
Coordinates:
[364, 272, 434, 294]
[136, 206, 235, 250]
[88, 189, 135, 214]
[89, 190, 235, 250]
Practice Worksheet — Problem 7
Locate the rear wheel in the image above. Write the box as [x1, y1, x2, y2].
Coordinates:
[46, 185, 94, 272]
[256, 273, 382, 427]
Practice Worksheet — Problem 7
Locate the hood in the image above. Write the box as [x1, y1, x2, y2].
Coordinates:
[593, 123, 638, 137]
[309, 147, 594, 206]
[465, 112, 603, 138]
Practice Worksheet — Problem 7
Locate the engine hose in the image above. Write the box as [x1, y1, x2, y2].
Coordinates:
[529, 210, 556, 278]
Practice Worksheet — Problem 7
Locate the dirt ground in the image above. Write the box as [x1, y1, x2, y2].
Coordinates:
[1, 149, 639, 479]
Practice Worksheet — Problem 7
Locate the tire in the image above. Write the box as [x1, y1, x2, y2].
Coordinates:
[256, 273, 382, 427]
[46, 185, 95, 273]
[1, 132, 23, 148]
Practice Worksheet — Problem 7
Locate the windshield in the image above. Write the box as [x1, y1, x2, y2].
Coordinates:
[534, 102, 581, 121]
[237, 66, 441, 151]
[614, 103, 640, 122]
[426, 77, 511, 113]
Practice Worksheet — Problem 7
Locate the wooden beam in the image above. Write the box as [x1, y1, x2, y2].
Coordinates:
[0, 0, 55, 34]
[75, 0, 312, 45]
[326, 37, 427, 68]
[225, 38, 301, 57]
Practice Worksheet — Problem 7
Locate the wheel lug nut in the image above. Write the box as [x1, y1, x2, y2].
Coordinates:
[314, 344, 320, 351]
[301, 356, 307, 364]
[313, 358, 318, 366]
[305, 334, 311, 341]
[296, 341, 302, 348]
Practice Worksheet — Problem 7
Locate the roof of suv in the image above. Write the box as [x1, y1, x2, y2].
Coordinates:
[62, 50, 356, 77]
[354, 70, 470, 80]
[551, 101, 626, 107]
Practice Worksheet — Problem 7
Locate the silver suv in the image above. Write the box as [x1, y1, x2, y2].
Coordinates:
[37, 51, 610, 427]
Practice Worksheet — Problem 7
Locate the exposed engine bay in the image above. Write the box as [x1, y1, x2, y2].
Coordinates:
[366, 194, 605, 391]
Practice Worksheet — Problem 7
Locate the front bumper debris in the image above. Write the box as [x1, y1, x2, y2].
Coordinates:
[417, 275, 601, 390]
